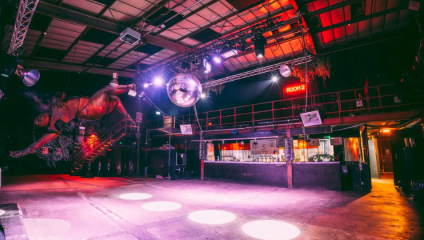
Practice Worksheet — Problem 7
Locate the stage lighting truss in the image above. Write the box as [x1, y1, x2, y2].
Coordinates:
[8, 0, 40, 55]
[202, 55, 312, 88]
[148, 11, 302, 75]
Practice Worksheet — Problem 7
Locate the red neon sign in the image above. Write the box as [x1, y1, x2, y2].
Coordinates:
[285, 84, 305, 93]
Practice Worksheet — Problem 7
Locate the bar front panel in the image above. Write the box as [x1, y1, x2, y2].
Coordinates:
[204, 162, 288, 187]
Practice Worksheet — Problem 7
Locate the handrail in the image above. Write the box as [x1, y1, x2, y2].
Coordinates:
[73, 120, 131, 164]
[148, 83, 423, 129]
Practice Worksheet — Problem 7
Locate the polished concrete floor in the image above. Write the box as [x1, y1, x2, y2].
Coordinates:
[0, 174, 422, 240]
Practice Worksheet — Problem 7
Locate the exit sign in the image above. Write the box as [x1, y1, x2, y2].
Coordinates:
[285, 84, 305, 93]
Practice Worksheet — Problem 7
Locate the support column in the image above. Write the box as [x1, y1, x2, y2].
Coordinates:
[285, 129, 293, 189]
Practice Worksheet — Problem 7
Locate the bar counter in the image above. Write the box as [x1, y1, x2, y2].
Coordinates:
[204, 161, 341, 191]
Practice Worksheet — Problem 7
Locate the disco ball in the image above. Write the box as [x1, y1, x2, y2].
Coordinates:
[279, 64, 292, 77]
[167, 73, 202, 108]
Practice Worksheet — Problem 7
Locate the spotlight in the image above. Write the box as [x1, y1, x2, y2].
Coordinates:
[201, 93, 206, 98]
[202, 56, 212, 74]
[156, 111, 161, 115]
[271, 76, 278, 82]
[213, 55, 222, 64]
[153, 76, 163, 86]
[143, 83, 149, 88]
[254, 35, 266, 59]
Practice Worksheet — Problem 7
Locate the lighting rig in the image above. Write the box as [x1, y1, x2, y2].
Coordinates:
[139, 11, 306, 84]
[0, 0, 41, 100]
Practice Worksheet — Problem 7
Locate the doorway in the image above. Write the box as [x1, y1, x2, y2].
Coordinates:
[377, 137, 393, 178]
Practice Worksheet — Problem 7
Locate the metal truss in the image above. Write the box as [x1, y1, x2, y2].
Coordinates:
[202, 55, 312, 88]
[7, 0, 39, 55]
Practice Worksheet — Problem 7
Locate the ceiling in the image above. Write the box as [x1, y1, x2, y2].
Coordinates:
[0, 0, 415, 79]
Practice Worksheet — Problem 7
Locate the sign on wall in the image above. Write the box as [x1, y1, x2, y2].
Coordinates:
[285, 84, 305, 93]
[250, 139, 279, 155]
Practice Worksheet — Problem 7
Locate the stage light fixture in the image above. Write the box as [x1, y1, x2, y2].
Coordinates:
[213, 54, 222, 64]
[156, 111, 161, 115]
[143, 83, 149, 88]
[201, 93, 206, 98]
[153, 76, 164, 86]
[19, 69, 40, 86]
[203, 57, 212, 74]
[271, 76, 278, 82]
[254, 35, 266, 59]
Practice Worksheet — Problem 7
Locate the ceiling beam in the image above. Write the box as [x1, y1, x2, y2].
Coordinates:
[21, 59, 136, 77]
[154, 0, 219, 36]
[176, 3, 294, 42]
[130, 0, 171, 26]
[310, 6, 408, 33]
[36, 1, 191, 54]
[304, 0, 363, 17]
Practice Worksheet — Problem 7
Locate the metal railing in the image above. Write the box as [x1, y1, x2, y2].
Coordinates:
[73, 119, 135, 166]
[150, 83, 423, 130]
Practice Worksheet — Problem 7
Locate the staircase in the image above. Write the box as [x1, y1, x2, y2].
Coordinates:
[70, 119, 135, 175]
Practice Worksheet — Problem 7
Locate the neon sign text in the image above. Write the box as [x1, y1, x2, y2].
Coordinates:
[286, 84, 305, 93]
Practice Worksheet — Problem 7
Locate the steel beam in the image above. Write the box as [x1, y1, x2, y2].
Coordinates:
[323, 110, 421, 125]
[36, 1, 191, 53]
[202, 56, 312, 88]
[176, 3, 294, 42]
[21, 59, 136, 77]
[8, 0, 40, 55]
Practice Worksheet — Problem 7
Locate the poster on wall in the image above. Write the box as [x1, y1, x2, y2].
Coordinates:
[250, 139, 278, 155]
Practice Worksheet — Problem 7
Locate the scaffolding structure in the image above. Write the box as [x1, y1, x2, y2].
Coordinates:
[8, 0, 39, 55]
[202, 55, 312, 88]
